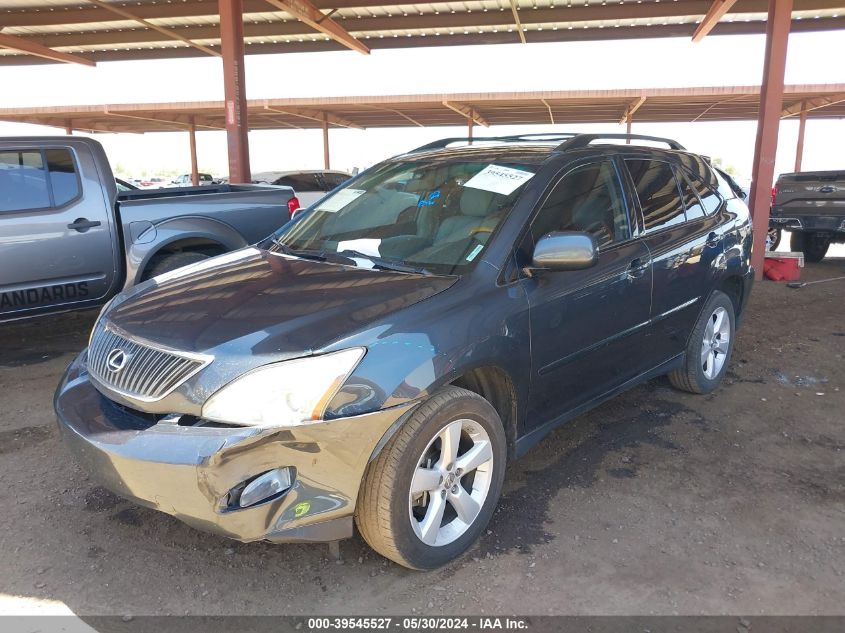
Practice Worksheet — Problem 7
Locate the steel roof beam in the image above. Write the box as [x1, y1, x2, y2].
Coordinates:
[264, 104, 363, 129]
[442, 101, 489, 127]
[620, 96, 647, 124]
[692, 0, 740, 42]
[83, 0, 220, 57]
[263, 0, 369, 54]
[0, 32, 94, 66]
[781, 93, 845, 117]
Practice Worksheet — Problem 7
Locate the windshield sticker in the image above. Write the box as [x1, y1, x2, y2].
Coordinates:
[316, 188, 366, 212]
[463, 164, 535, 196]
[417, 190, 441, 207]
[337, 238, 381, 257]
[466, 244, 484, 262]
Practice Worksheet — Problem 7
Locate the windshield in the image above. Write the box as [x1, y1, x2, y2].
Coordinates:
[269, 155, 539, 275]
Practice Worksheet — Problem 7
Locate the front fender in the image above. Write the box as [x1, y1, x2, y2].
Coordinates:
[324, 281, 531, 449]
[124, 216, 249, 288]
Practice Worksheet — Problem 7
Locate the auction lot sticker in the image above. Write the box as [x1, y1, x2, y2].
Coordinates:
[463, 164, 534, 196]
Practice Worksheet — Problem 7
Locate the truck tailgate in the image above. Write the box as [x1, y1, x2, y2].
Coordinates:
[773, 171, 845, 220]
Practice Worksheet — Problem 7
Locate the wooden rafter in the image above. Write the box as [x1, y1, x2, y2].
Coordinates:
[781, 93, 845, 117]
[83, 0, 220, 57]
[263, 0, 369, 54]
[0, 32, 94, 66]
[442, 101, 490, 127]
[692, 0, 740, 42]
[620, 96, 647, 124]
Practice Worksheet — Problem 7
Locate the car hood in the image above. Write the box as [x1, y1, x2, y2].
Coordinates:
[105, 247, 457, 358]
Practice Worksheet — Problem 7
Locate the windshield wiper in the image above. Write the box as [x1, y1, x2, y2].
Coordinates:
[271, 239, 328, 261]
[335, 249, 434, 276]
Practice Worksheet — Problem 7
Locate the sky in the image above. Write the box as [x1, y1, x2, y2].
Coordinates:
[0, 30, 844, 181]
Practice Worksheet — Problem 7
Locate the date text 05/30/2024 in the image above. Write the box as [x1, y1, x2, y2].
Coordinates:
[306, 617, 530, 630]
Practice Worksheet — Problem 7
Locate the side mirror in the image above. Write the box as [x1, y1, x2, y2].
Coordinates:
[531, 231, 598, 271]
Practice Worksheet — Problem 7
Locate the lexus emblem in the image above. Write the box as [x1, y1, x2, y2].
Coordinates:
[106, 348, 129, 373]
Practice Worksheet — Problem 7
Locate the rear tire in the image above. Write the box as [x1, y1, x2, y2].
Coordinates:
[766, 226, 781, 251]
[356, 387, 507, 570]
[142, 251, 210, 281]
[669, 291, 735, 395]
[790, 231, 830, 263]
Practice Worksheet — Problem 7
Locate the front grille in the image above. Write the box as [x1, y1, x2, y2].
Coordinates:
[87, 321, 212, 401]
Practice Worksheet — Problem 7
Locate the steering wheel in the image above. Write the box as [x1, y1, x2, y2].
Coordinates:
[468, 227, 494, 237]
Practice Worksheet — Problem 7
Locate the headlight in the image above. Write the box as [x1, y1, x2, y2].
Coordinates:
[201, 348, 365, 427]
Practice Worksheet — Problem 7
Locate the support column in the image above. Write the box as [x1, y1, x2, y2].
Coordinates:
[65, 119, 73, 135]
[468, 118, 474, 145]
[219, 0, 251, 183]
[794, 104, 807, 173]
[322, 113, 330, 170]
[626, 118, 632, 143]
[748, 0, 792, 281]
[189, 116, 199, 186]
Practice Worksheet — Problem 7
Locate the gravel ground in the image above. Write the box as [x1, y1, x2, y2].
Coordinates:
[0, 254, 843, 616]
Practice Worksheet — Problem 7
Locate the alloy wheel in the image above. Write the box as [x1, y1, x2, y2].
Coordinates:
[701, 306, 730, 380]
[408, 419, 494, 547]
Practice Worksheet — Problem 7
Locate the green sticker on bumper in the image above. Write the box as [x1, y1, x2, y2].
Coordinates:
[293, 501, 311, 518]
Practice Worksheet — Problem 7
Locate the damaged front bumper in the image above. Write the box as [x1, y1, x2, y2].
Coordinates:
[54, 351, 415, 543]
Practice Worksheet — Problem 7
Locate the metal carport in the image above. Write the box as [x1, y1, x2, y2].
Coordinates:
[2, 0, 844, 277]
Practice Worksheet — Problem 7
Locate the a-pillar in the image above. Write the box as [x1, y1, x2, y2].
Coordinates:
[748, 0, 793, 281]
[322, 113, 330, 170]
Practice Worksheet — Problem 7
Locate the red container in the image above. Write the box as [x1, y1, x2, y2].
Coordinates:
[764, 255, 802, 282]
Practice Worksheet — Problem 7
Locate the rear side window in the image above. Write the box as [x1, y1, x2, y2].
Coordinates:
[625, 159, 686, 232]
[684, 169, 722, 215]
[0, 148, 80, 213]
[46, 149, 80, 206]
[531, 161, 630, 248]
[675, 168, 706, 221]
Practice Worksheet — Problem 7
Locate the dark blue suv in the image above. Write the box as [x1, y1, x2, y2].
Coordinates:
[55, 133, 753, 570]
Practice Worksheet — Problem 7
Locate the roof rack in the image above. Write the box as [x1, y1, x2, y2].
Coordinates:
[408, 132, 685, 155]
[410, 133, 578, 153]
[554, 133, 686, 152]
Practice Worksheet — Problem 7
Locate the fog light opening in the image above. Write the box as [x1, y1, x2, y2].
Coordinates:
[237, 467, 294, 508]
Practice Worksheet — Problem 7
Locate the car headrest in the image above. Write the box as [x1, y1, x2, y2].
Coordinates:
[459, 187, 497, 217]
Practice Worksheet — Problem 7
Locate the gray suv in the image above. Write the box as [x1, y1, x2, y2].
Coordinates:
[55, 134, 753, 569]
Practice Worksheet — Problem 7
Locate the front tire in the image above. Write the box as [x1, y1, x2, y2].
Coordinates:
[790, 231, 830, 262]
[669, 291, 735, 395]
[356, 387, 507, 570]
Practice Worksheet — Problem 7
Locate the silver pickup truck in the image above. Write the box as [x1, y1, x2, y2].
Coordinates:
[0, 136, 297, 322]
[769, 170, 845, 261]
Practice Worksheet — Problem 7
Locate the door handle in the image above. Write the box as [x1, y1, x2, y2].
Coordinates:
[627, 257, 650, 279]
[819, 186, 834, 194]
[705, 232, 720, 248]
[67, 218, 101, 233]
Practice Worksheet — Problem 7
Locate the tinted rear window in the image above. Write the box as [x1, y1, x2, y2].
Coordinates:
[626, 159, 686, 231]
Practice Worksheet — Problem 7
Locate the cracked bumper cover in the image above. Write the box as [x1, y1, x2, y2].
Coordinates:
[54, 351, 415, 543]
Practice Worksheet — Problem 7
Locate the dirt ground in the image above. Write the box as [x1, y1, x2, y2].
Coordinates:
[1, 255, 843, 617]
